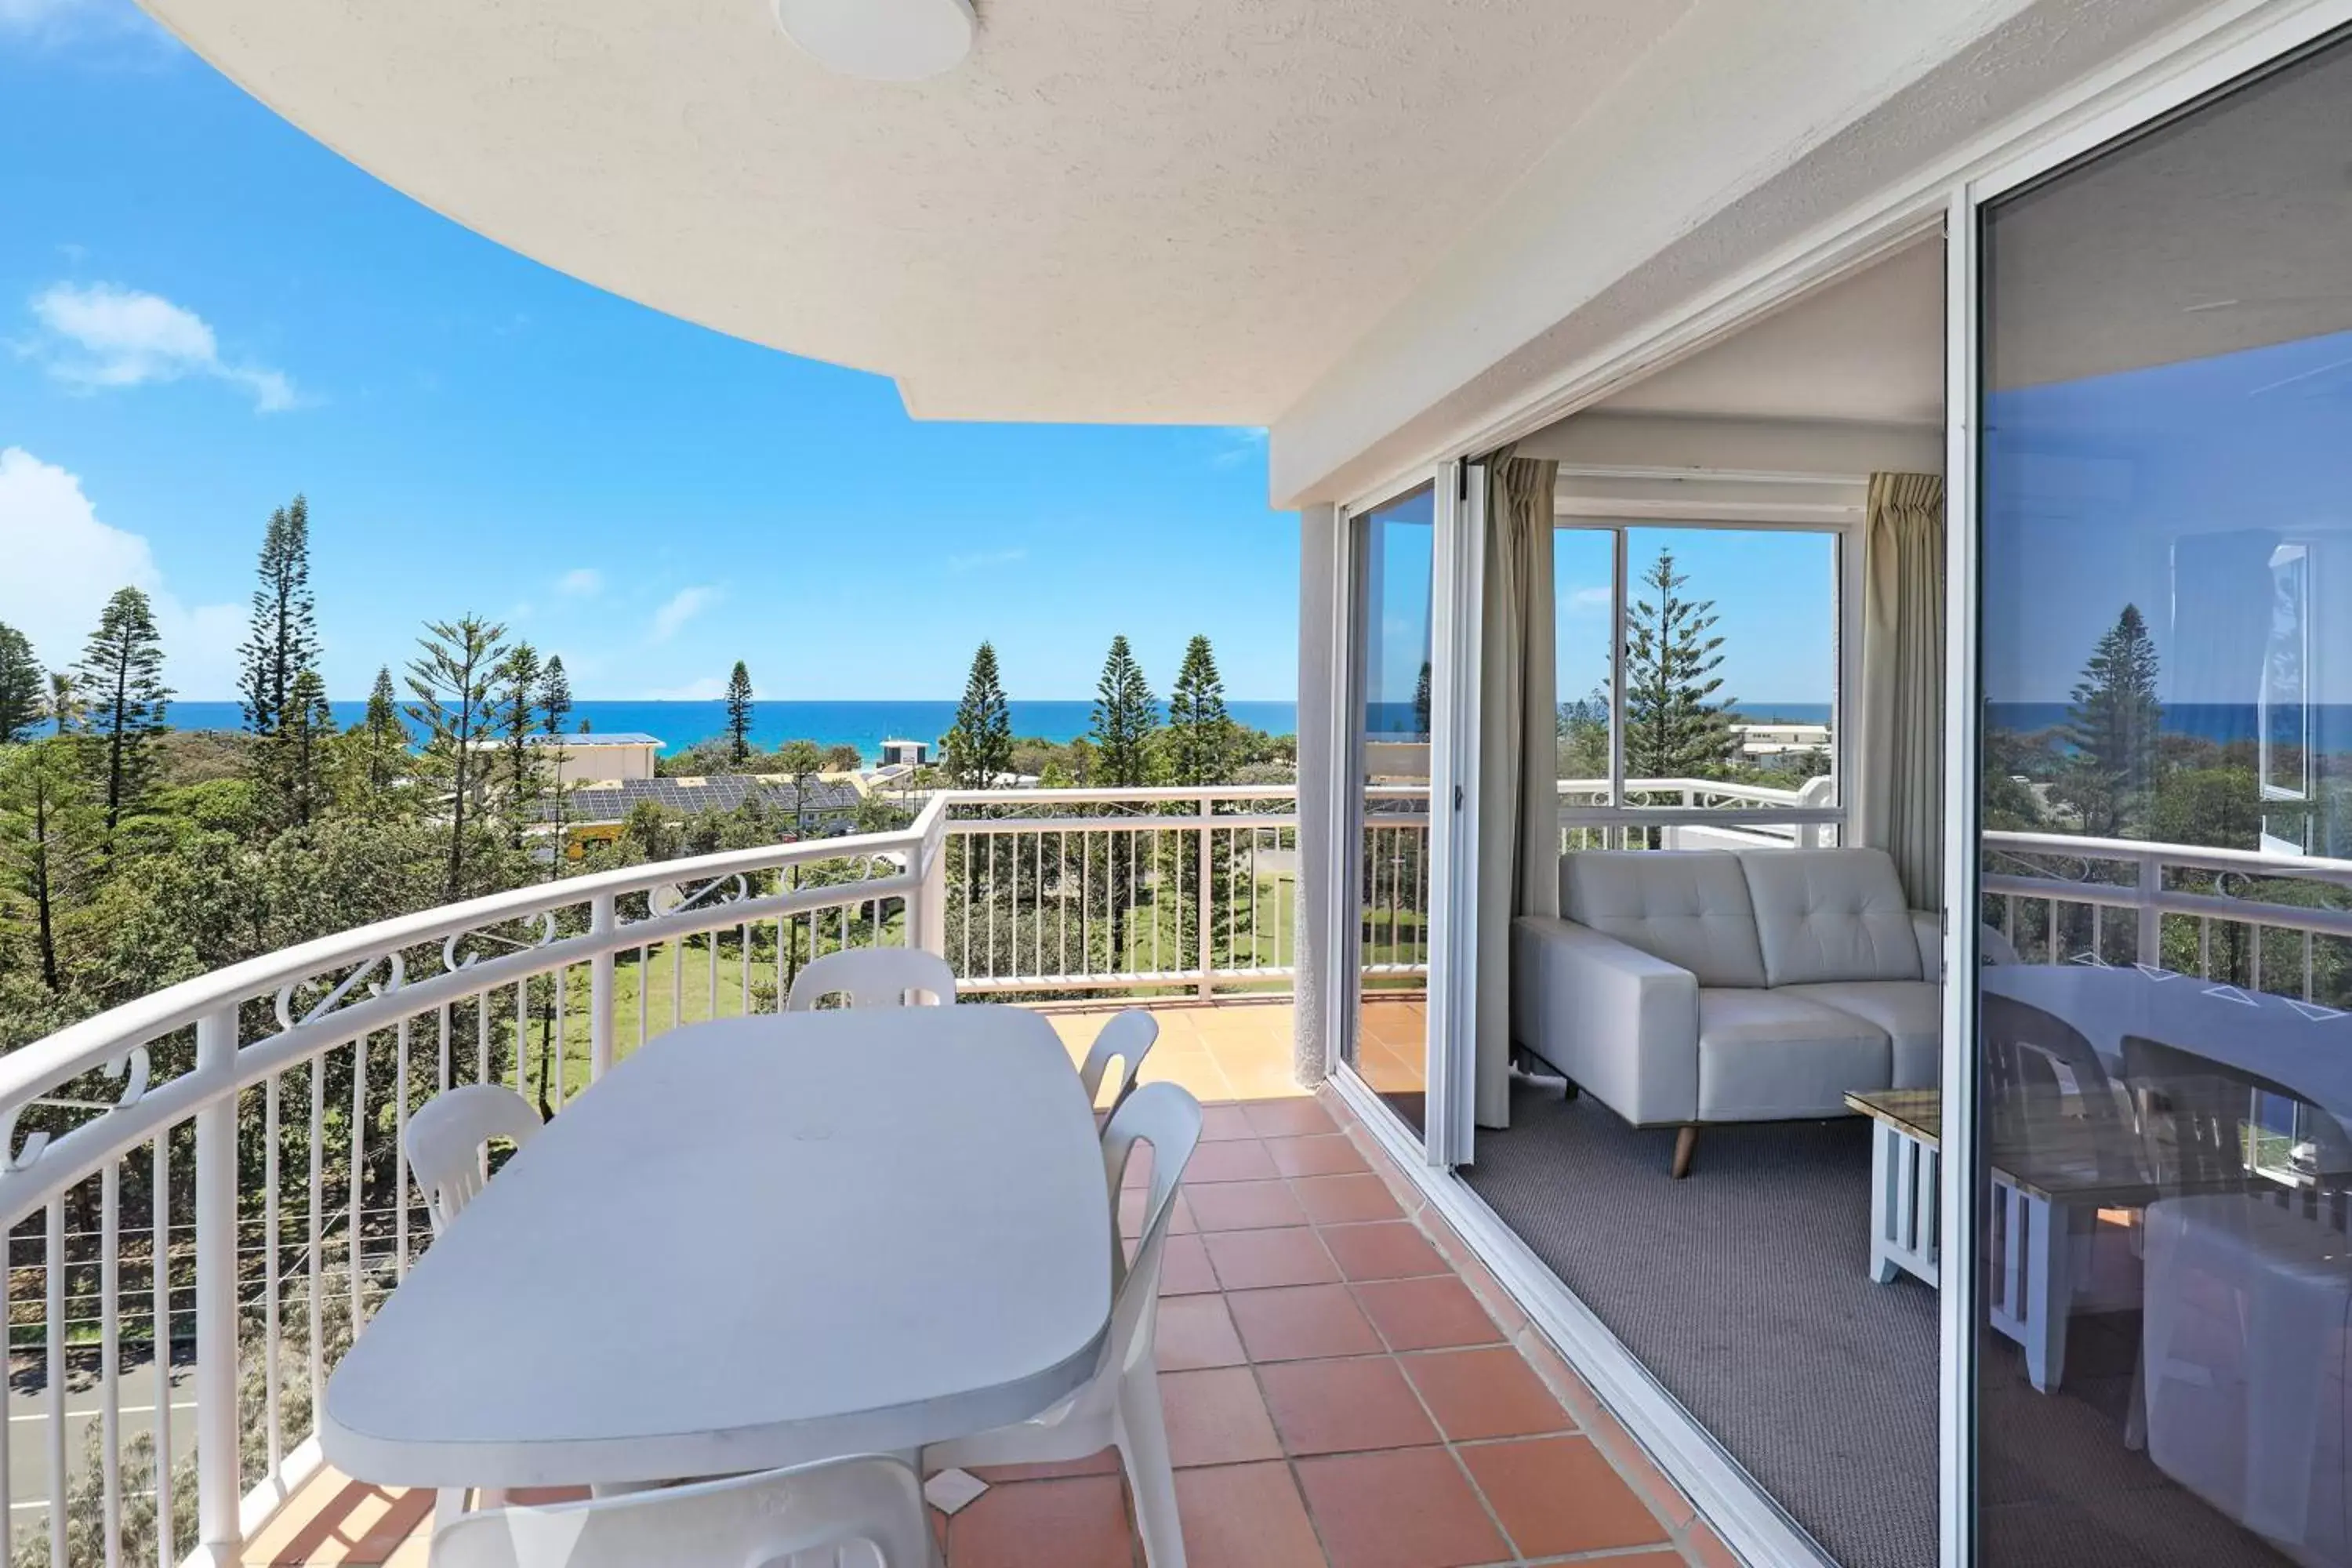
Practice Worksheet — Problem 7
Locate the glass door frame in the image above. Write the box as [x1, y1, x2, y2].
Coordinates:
[1330, 460, 1485, 1169]
[1940, 9, 2352, 1563]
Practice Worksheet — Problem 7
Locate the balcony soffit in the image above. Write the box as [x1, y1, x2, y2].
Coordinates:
[142, 0, 1689, 426]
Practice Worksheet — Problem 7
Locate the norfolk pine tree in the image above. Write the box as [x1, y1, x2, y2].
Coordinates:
[75, 587, 171, 852]
[2057, 604, 2163, 837]
[1167, 634, 1232, 786]
[946, 642, 1013, 789]
[277, 670, 336, 828]
[0, 622, 42, 742]
[1621, 548, 1737, 782]
[354, 666, 408, 813]
[238, 495, 319, 735]
[494, 641, 544, 844]
[1167, 634, 1237, 964]
[1090, 636, 1159, 968]
[539, 656, 575, 860]
[0, 741, 100, 992]
[725, 662, 755, 764]
[405, 615, 507, 901]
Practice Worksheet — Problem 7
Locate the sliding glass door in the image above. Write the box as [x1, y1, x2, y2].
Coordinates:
[1967, 28, 2352, 1568]
[1347, 485, 1437, 1134]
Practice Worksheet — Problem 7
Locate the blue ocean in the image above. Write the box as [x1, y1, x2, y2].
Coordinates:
[161, 699, 1304, 763]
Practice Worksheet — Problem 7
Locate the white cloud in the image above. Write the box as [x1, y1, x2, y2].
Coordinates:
[946, 547, 1027, 574]
[1210, 426, 1269, 469]
[555, 568, 603, 597]
[23, 282, 301, 413]
[1568, 586, 1613, 611]
[648, 586, 719, 644]
[0, 448, 242, 697]
[646, 676, 728, 702]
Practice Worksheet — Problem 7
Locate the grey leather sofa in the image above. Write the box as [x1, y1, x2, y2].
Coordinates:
[1511, 847, 1941, 1177]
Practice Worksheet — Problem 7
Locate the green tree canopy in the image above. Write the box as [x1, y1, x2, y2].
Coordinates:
[1621, 548, 1735, 781]
[1089, 636, 1158, 789]
[946, 642, 1014, 789]
[76, 586, 172, 850]
[0, 622, 43, 743]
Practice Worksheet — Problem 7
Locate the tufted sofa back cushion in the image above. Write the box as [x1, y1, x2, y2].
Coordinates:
[1735, 848, 1921, 986]
[1560, 851, 1768, 989]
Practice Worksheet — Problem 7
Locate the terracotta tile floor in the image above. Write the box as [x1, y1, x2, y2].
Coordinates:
[247, 1000, 1727, 1567]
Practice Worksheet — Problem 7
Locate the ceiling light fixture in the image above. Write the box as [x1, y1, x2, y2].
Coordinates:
[774, 0, 975, 81]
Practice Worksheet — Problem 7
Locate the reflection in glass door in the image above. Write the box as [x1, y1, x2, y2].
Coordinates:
[1973, 30, 2352, 1568]
[1350, 485, 1435, 1132]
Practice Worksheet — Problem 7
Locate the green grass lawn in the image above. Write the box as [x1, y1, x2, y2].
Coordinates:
[485, 867, 1410, 1102]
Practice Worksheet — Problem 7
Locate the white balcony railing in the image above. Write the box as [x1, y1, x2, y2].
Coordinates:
[1981, 829, 2352, 997]
[0, 785, 1352, 1567]
[11, 766, 2342, 1568]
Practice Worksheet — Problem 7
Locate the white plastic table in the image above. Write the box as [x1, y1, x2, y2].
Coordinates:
[321, 1006, 1112, 1490]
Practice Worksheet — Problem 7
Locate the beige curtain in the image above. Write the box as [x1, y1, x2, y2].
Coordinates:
[1473, 449, 1559, 1130]
[1859, 472, 1946, 909]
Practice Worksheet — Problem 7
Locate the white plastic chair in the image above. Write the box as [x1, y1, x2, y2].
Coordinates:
[924, 1082, 1203, 1568]
[429, 1454, 938, 1568]
[1079, 1010, 1157, 1112]
[786, 948, 957, 1011]
[405, 1084, 543, 1236]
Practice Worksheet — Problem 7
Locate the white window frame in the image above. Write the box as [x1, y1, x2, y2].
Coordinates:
[1551, 515, 1857, 842]
[1324, 462, 1483, 1170]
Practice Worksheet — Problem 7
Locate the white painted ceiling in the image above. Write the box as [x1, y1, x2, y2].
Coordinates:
[143, 0, 1689, 424]
[1597, 238, 1945, 426]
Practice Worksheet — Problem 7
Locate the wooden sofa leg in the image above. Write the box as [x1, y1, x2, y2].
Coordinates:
[1671, 1124, 1699, 1179]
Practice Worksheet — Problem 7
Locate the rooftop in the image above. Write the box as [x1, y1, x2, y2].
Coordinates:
[546, 775, 863, 823]
[521, 732, 663, 746]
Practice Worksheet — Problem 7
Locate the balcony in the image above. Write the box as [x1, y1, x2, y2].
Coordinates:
[0, 787, 1724, 1568]
[9, 767, 2341, 1568]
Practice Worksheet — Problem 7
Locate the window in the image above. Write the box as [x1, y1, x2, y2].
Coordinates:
[1553, 522, 1845, 848]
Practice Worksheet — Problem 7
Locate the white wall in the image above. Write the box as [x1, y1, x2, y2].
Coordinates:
[1291, 504, 1343, 1085]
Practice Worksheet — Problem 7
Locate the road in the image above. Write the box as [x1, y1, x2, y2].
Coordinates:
[4, 1352, 199, 1523]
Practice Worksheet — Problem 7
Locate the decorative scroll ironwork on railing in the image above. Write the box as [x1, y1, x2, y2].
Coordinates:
[0, 805, 939, 1568]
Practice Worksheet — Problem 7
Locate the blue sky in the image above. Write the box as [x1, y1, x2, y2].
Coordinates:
[0, 1, 1298, 702]
[1554, 526, 1837, 706]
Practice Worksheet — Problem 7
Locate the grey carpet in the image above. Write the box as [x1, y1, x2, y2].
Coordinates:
[1461, 1079, 2299, 1568]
